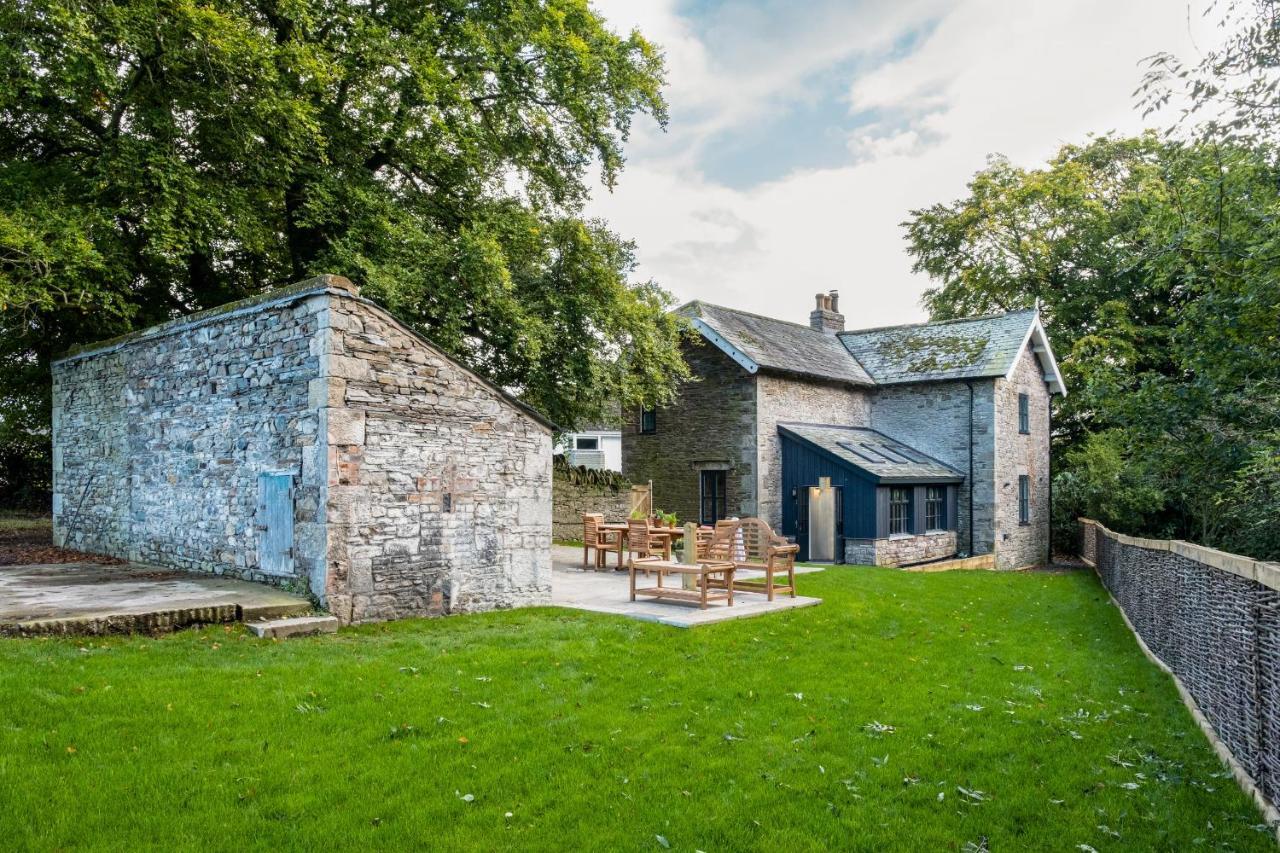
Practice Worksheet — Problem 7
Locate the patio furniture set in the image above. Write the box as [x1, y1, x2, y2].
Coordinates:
[581, 514, 801, 610]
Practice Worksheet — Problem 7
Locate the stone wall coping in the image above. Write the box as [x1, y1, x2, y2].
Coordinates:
[846, 531, 957, 544]
[1080, 518, 1280, 592]
[54, 275, 358, 364]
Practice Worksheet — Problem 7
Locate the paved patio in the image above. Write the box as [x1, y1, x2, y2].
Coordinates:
[550, 544, 823, 627]
[0, 562, 311, 635]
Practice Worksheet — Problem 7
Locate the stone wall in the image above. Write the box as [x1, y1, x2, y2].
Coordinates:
[552, 472, 631, 541]
[871, 379, 996, 557]
[992, 347, 1051, 568]
[51, 285, 329, 591]
[324, 297, 552, 623]
[622, 340, 757, 525]
[845, 531, 958, 567]
[756, 374, 871, 530]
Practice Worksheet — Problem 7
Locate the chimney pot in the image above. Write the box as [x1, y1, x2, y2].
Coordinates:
[809, 289, 845, 335]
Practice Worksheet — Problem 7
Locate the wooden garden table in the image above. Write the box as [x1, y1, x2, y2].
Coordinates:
[599, 524, 684, 558]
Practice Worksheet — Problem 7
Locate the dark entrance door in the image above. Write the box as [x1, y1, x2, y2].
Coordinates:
[699, 470, 727, 525]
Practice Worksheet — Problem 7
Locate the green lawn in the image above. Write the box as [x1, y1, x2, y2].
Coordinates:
[1, 566, 1273, 851]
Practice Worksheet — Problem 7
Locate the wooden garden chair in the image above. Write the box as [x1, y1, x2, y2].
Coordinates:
[693, 526, 714, 560]
[701, 520, 739, 561]
[627, 518, 668, 575]
[583, 513, 622, 571]
[731, 518, 800, 601]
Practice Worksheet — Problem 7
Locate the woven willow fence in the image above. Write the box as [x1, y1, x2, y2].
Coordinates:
[1080, 519, 1280, 822]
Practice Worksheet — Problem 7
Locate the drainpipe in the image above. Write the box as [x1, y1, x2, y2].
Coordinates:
[1046, 392, 1053, 567]
[966, 379, 975, 556]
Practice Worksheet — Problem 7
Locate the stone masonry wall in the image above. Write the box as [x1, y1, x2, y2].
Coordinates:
[552, 474, 631, 542]
[622, 340, 756, 525]
[992, 347, 1051, 568]
[323, 297, 552, 623]
[756, 374, 871, 530]
[870, 380, 996, 557]
[51, 289, 328, 590]
[845, 531, 958, 567]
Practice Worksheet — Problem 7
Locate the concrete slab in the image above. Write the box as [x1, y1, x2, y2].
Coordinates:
[246, 615, 338, 639]
[551, 545, 822, 628]
[0, 562, 311, 635]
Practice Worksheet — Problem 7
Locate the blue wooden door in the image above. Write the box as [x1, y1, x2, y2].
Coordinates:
[256, 473, 294, 577]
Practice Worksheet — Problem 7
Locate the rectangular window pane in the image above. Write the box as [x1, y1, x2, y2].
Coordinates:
[1018, 475, 1030, 524]
[889, 487, 911, 535]
[700, 470, 727, 525]
[1018, 393, 1030, 434]
[575, 436, 599, 450]
[925, 486, 945, 530]
[640, 408, 656, 434]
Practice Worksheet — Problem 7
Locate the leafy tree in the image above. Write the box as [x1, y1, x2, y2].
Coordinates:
[904, 134, 1280, 558]
[1051, 430, 1165, 551]
[0, 0, 688, 506]
[1138, 0, 1280, 144]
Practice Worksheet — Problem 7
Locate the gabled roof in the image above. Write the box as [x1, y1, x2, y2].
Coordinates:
[838, 309, 1048, 386]
[677, 301, 874, 386]
[677, 300, 1065, 395]
[778, 423, 964, 484]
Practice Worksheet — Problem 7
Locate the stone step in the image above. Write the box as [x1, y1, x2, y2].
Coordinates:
[246, 615, 339, 639]
[239, 599, 313, 621]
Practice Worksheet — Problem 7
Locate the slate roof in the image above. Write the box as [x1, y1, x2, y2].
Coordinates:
[778, 423, 965, 484]
[837, 309, 1038, 385]
[677, 301, 875, 386]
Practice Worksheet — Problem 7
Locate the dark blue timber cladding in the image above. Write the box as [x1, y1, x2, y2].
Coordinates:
[779, 432, 877, 552]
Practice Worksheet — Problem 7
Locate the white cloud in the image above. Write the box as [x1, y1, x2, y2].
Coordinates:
[587, 0, 1217, 328]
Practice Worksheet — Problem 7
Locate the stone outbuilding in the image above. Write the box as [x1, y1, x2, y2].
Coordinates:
[51, 275, 554, 624]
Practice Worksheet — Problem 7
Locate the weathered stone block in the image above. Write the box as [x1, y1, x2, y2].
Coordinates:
[246, 615, 338, 638]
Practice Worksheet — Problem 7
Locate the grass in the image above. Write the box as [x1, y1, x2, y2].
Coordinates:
[1, 566, 1274, 851]
[0, 510, 50, 532]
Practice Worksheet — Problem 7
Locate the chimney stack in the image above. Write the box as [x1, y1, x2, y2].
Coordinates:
[809, 290, 844, 335]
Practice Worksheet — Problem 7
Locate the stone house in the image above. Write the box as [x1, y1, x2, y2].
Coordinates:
[623, 292, 1065, 569]
[51, 275, 553, 624]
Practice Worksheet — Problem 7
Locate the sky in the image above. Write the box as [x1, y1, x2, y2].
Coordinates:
[585, 0, 1216, 329]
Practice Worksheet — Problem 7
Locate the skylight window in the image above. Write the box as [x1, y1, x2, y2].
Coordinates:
[838, 442, 885, 464]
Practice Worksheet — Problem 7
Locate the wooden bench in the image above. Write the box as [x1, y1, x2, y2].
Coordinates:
[701, 517, 799, 601]
[629, 558, 736, 609]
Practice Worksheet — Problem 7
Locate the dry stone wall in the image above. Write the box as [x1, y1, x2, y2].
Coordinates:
[552, 473, 631, 541]
[52, 288, 328, 590]
[323, 297, 552, 623]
